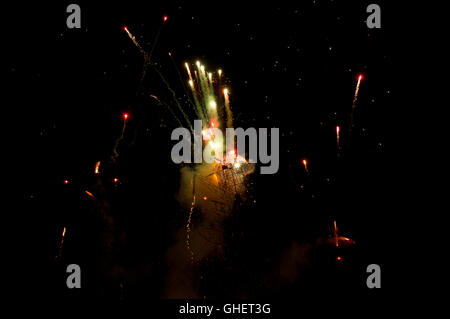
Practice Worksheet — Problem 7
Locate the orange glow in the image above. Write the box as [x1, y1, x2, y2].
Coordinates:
[85, 190, 94, 198]
[336, 126, 340, 134]
[94, 161, 101, 174]
[337, 256, 342, 261]
[62, 227, 66, 237]
[302, 160, 309, 173]
[113, 178, 119, 183]
[203, 196, 207, 200]
[334, 220, 339, 247]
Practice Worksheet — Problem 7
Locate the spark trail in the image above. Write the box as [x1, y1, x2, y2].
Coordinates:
[336, 126, 340, 149]
[153, 67, 193, 131]
[334, 220, 339, 247]
[349, 74, 363, 132]
[148, 16, 169, 61]
[55, 227, 67, 260]
[302, 159, 309, 174]
[184, 60, 235, 130]
[223, 88, 233, 128]
[94, 161, 101, 174]
[352, 75, 363, 111]
[112, 113, 129, 162]
[186, 175, 196, 264]
[123, 17, 168, 93]
[123, 26, 147, 58]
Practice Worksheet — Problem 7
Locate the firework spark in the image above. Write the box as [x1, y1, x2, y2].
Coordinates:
[349, 74, 363, 132]
[94, 161, 101, 174]
[302, 159, 309, 173]
[334, 220, 339, 247]
[352, 75, 363, 110]
[174, 61, 256, 266]
[186, 176, 196, 264]
[336, 126, 340, 149]
[56, 227, 67, 260]
[85, 190, 95, 199]
[123, 26, 146, 57]
[111, 113, 129, 162]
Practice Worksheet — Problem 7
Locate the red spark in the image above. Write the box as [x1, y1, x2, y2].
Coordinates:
[358, 74, 363, 81]
[163, 16, 168, 22]
[123, 26, 128, 32]
[123, 113, 129, 120]
[63, 179, 69, 185]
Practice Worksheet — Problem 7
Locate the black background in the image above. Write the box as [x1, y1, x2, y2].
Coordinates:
[7, 0, 414, 311]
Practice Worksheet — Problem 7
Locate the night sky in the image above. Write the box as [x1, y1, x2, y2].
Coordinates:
[9, 0, 406, 310]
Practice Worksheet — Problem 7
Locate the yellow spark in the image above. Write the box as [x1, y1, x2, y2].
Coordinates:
[189, 80, 194, 87]
[218, 69, 222, 76]
[209, 101, 217, 108]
